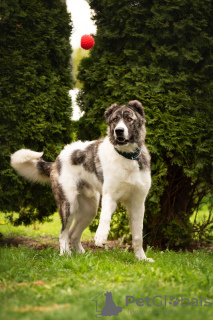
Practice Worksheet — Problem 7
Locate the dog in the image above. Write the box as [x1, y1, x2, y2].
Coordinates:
[10, 100, 154, 262]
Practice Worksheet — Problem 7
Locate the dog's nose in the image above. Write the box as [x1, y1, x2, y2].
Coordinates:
[115, 128, 124, 136]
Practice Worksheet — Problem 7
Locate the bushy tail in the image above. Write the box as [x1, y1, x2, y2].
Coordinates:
[11, 149, 52, 183]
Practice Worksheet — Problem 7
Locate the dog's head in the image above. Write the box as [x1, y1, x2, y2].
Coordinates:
[105, 100, 146, 148]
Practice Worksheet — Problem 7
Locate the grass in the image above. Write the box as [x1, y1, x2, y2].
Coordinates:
[0, 212, 92, 240]
[0, 211, 213, 320]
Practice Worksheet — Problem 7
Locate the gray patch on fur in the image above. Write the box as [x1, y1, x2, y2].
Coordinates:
[55, 157, 62, 174]
[66, 202, 70, 220]
[71, 150, 85, 165]
[50, 161, 69, 231]
[77, 179, 91, 190]
[37, 159, 52, 177]
[138, 145, 151, 170]
[70, 140, 104, 183]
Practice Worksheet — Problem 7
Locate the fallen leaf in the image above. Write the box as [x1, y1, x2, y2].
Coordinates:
[33, 281, 45, 287]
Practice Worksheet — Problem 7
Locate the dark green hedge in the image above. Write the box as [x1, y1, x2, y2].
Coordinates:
[0, 0, 74, 224]
[78, 0, 213, 248]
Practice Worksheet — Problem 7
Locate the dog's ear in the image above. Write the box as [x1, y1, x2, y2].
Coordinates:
[127, 100, 145, 118]
[105, 103, 120, 124]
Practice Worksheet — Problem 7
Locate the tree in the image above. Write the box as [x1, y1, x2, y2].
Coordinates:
[0, 0, 74, 225]
[77, 0, 213, 247]
[72, 47, 89, 89]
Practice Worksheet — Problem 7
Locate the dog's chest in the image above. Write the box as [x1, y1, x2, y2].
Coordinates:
[100, 149, 150, 198]
[104, 167, 151, 204]
[104, 163, 149, 187]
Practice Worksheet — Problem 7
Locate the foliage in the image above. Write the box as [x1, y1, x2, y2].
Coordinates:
[192, 198, 213, 245]
[72, 48, 89, 89]
[89, 204, 131, 241]
[0, 0, 74, 224]
[77, 0, 213, 248]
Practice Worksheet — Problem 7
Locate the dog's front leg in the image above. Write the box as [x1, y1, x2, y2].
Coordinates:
[95, 193, 117, 247]
[130, 201, 154, 262]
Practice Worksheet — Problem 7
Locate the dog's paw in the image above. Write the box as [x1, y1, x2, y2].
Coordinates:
[76, 243, 85, 254]
[94, 230, 107, 247]
[136, 255, 155, 262]
[135, 249, 155, 262]
[59, 250, 71, 256]
[94, 236, 105, 247]
[71, 240, 85, 254]
[145, 257, 155, 263]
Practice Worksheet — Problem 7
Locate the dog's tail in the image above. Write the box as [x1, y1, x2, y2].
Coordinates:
[11, 149, 52, 183]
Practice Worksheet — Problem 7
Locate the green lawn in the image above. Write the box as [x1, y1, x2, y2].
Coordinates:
[0, 212, 92, 240]
[0, 211, 213, 320]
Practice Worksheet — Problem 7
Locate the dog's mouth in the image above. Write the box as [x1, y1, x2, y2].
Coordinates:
[116, 137, 129, 145]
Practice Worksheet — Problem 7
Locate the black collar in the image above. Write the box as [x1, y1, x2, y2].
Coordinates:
[114, 147, 141, 160]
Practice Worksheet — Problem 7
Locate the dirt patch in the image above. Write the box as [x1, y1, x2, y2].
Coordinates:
[82, 238, 132, 252]
[0, 234, 132, 252]
[1, 234, 212, 252]
[0, 235, 58, 250]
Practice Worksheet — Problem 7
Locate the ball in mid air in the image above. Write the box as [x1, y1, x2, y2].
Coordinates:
[81, 34, 95, 50]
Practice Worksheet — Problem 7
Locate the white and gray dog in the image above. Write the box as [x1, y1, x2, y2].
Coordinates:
[11, 100, 154, 262]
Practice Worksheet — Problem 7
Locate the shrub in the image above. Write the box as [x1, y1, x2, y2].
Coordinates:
[90, 205, 131, 241]
[0, 0, 74, 224]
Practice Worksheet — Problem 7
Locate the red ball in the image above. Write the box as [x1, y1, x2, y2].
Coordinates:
[81, 34, 95, 50]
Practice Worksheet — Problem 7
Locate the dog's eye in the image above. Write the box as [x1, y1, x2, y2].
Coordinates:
[127, 117, 132, 122]
[113, 117, 118, 122]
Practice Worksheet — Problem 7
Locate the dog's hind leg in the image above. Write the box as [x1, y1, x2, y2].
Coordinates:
[58, 201, 74, 256]
[50, 161, 76, 255]
[69, 191, 100, 253]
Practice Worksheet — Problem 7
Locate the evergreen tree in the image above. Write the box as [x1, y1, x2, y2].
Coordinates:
[77, 0, 213, 247]
[72, 47, 89, 89]
[0, 0, 74, 224]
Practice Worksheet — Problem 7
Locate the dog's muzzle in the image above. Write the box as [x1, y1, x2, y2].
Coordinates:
[115, 127, 129, 145]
